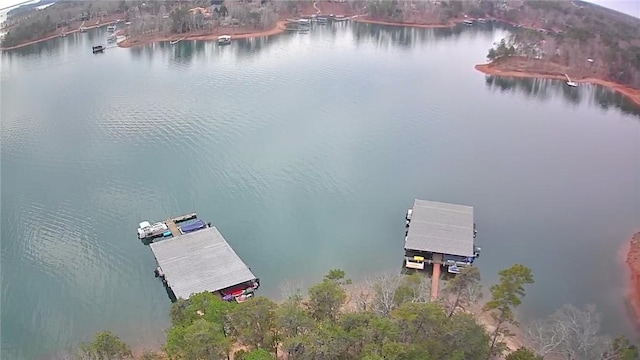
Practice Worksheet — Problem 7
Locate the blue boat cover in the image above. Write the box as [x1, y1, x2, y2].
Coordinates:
[181, 220, 206, 234]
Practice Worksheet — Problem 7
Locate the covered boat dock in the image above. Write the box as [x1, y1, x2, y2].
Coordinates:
[150, 226, 258, 301]
[403, 199, 480, 299]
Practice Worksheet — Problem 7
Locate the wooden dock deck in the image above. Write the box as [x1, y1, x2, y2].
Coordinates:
[431, 253, 442, 300]
[166, 219, 181, 237]
[163, 213, 197, 238]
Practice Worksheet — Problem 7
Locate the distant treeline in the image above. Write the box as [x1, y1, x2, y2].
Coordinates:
[7, 0, 56, 17]
[1, 1, 124, 47]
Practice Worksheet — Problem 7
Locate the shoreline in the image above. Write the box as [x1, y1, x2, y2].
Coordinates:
[353, 16, 460, 29]
[116, 21, 290, 49]
[626, 232, 640, 331]
[475, 62, 640, 107]
[0, 19, 121, 51]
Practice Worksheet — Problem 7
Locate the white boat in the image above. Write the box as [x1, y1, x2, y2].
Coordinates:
[218, 35, 231, 45]
[170, 36, 186, 45]
[405, 208, 413, 226]
[463, 20, 474, 26]
[107, 25, 116, 32]
[137, 221, 169, 240]
[107, 34, 117, 42]
[564, 73, 577, 87]
[333, 15, 348, 22]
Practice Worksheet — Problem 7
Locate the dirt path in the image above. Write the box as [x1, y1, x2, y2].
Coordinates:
[431, 263, 441, 300]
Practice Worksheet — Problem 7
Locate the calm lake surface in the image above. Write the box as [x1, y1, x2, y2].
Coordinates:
[2, 22, 639, 358]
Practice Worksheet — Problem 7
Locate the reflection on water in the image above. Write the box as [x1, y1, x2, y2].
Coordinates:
[484, 75, 640, 117]
[119, 21, 511, 67]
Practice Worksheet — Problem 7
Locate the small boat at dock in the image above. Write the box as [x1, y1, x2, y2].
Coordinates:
[107, 34, 117, 42]
[170, 36, 186, 45]
[218, 35, 231, 45]
[564, 73, 577, 87]
[107, 25, 116, 32]
[463, 20, 474, 26]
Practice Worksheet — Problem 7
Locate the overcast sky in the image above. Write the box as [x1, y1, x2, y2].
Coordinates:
[586, 0, 639, 18]
[0, 0, 638, 19]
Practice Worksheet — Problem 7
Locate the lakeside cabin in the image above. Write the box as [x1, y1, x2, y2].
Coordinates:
[140, 213, 260, 302]
[404, 199, 480, 274]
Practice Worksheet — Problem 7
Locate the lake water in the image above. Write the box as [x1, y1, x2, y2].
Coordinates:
[1, 22, 639, 358]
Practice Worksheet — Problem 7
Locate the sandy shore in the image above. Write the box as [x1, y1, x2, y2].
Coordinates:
[0, 17, 123, 51]
[626, 232, 640, 331]
[475, 62, 640, 107]
[117, 21, 290, 49]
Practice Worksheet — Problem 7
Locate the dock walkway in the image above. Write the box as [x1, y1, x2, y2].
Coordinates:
[166, 220, 181, 237]
[165, 213, 197, 237]
[431, 253, 442, 300]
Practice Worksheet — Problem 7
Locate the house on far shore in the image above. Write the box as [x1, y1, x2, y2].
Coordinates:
[403, 199, 481, 274]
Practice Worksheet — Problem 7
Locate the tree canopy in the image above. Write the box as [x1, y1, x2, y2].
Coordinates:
[79, 265, 635, 360]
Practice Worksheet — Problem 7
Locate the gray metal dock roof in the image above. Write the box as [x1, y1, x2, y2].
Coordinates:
[150, 227, 256, 299]
[405, 199, 475, 257]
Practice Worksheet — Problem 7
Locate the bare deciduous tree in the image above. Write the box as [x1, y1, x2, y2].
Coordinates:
[369, 273, 404, 316]
[441, 266, 483, 318]
[345, 281, 372, 313]
[278, 279, 304, 302]
[526, 304, 611, 360]
[366, 272, 431, 317]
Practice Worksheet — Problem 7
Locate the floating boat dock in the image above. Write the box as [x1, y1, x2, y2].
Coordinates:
[403, 199, 481, 299]
[140, 213, 259, 301]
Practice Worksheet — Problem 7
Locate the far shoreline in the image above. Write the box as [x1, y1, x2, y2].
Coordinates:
[353, 16, 458, 29]
[0, 19, 121, 51]
[117, 20, 291, 49]
[475, 62, 640, 108]
[4, 13, 639, 110]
